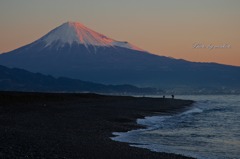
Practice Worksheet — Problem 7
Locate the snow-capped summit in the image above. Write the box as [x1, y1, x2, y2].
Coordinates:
[39, 21, 144, 51]
[41, 22, 113, 47]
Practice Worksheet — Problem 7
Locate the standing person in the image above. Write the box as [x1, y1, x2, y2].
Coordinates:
[171, 95, 174, 99]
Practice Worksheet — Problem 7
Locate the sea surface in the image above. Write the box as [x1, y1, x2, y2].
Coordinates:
[111, 95, 240, 159]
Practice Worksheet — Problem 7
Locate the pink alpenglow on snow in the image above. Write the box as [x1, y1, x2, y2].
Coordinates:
[40, 22, 145, 52]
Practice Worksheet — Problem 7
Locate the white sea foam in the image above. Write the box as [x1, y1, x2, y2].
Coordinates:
[137, 116, 170, 127]
[111, 95, 240, 159]
[181, 108, 203, 115]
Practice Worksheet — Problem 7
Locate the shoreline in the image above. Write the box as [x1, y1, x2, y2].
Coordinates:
[111, 106, 198, 158]
[0, 91, 195, 159]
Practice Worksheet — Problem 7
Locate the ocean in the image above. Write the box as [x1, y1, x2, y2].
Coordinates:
[111, 95, 240, 159]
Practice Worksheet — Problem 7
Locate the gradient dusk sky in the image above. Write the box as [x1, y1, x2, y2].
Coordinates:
[0, 0, 240, 66]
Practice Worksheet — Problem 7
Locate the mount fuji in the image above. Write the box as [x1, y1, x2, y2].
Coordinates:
[0, 22, 240, 93]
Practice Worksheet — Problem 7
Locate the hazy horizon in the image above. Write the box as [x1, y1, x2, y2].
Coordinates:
[1, 0, 239, 66]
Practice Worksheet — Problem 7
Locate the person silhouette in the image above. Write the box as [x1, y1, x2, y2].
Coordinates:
[171, 95, 174, 99]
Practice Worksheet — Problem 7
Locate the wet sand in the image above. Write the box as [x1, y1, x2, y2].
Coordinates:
[0, 92, 195, 159]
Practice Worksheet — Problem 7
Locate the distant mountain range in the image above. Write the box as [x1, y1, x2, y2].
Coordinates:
[0, 21, 239, 93]
[0, 65, 161, 94]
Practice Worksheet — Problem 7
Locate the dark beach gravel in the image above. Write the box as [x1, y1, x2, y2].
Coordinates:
[0, 92, 195, 159]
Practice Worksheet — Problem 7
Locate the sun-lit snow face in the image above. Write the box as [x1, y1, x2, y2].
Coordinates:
[68, 22, 114, 46]
[40, 21, 145, 52]
[41, 22, 113, 47]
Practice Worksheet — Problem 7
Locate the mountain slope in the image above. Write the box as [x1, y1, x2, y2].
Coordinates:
[0, 22, 239, 92]
[0, 65, 160, 94]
